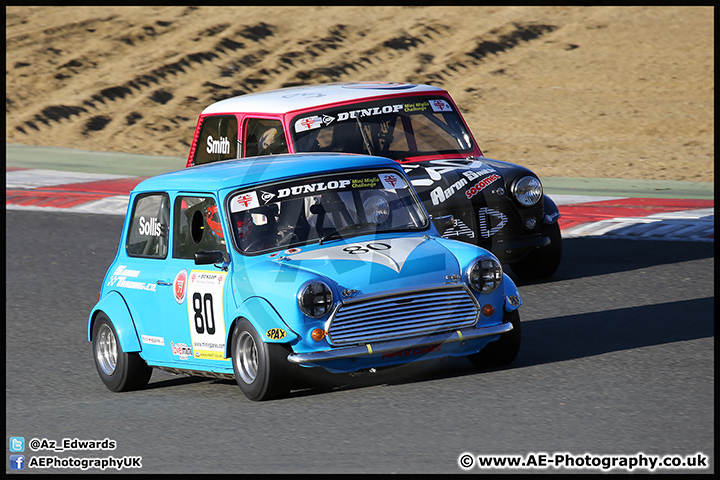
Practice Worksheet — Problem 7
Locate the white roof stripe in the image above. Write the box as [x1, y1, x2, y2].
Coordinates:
[201, 82, 445, 115]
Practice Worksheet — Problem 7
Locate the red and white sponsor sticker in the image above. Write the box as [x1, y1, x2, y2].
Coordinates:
[174, 269, 188, 304]
[465, 174, 501, 199]
[295, 115, 323, 133]
[430, 99, 452, 112]
[380, 173, 406, 190]
[231, 191, 260, 212]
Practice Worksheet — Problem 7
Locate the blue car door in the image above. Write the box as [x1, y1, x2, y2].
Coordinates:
[119, 192, 171, 363]
[155, 194, 234, 371]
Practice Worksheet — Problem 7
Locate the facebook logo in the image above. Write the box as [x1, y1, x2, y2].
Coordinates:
[9, 437, 25, 452]
[9, 455, 25, 470]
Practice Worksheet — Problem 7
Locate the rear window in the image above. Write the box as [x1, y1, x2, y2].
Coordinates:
[126, 193, 170, 258]
[193, 115, 238, 165]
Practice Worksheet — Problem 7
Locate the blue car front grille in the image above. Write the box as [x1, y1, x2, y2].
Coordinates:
[326, 285, 480, 346]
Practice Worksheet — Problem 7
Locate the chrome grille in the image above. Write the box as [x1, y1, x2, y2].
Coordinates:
[327, 285, 480, 346]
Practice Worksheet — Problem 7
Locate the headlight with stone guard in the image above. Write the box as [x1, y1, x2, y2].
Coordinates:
[468, 257, 503, 293]
[512, 176, 542, 207]
[297, 281, 334, 317]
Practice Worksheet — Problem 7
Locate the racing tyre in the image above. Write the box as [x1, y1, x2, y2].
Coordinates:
[510, 221, 562, 281]
[231, 319, 291, 401]
[467, 309, 521, 368]
[92, 313, 152, 392]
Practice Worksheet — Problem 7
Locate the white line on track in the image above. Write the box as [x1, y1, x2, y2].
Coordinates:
[6, 169, 134, 189]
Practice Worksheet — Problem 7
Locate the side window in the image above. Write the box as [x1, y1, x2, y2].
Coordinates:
[126, 193, 170, 258]
[173, 196, 228, 260]
[243, 118, 288, 157]
[193, 115, 239, 165]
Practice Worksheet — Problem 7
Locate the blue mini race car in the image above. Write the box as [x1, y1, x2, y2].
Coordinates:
[89, 153, 522, 400]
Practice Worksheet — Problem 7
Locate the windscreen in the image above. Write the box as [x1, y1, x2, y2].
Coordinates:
[291, 96, 474, 160]
[227, 170, 428, 254]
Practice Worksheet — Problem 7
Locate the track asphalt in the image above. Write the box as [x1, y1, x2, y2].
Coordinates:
[5, 143, 714, 242]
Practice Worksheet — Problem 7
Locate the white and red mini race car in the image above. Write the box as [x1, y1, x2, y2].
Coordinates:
[186, 82, 561, 280]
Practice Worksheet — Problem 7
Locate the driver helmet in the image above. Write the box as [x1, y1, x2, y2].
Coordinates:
[259, 127, 278, 151]
[205, 205, 224, 239]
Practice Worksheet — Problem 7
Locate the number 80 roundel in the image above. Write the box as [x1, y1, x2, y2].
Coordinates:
[186, 271, 227, 361]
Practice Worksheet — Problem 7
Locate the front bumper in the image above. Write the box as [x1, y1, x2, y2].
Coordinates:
[287, 322, 513, 371]
[489, 233, 551, 263]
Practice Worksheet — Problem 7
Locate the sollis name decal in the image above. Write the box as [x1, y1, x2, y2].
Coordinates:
[138, 216, 162, 237]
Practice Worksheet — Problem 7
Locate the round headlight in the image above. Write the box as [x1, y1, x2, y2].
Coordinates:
[512, 176, 542, 207]
[468, 257, 503, 293]
[363, 195, 390, 224]
[297, 281, 334, 317]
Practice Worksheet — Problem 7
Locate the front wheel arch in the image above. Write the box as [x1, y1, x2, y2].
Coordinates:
[230, 318, 293, 401]
[467, 308, 521, 368]
[510, 221, 562, 280]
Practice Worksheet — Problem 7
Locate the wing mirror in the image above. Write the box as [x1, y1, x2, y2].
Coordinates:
[431, 214, 455, 230]
[195, 250, 230, 271]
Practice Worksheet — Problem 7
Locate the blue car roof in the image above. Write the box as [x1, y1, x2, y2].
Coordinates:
[133, 153, 403, 194]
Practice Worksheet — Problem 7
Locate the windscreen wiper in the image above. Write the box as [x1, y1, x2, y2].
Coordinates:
[356, 116, 374, 155]
[318, 222, 380, 245]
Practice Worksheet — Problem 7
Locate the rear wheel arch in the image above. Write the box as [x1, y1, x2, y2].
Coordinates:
[88, 291, 142, 353]
[92, 311, 152, 392]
